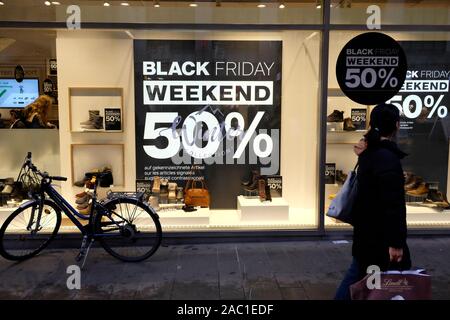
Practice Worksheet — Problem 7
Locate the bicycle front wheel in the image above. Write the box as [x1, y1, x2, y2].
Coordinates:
[95, 197, 162, 262]
[0, 200, 62, 261]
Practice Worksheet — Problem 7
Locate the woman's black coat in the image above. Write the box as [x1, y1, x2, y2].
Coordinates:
[352, 139, 411, 272]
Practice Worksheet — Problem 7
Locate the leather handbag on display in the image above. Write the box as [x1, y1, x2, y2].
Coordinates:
[184, 179, 210, 208]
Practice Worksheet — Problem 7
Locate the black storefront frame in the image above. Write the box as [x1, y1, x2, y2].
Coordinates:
[1, 0, 450, 241]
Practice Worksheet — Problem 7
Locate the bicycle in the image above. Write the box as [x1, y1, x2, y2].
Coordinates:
[0, 152, 162, 264]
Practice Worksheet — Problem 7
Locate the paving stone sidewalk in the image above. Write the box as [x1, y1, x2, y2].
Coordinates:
[0, 237, 449, 300]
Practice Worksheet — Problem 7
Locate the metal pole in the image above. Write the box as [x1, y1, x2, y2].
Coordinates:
[318, 0, 331, 235]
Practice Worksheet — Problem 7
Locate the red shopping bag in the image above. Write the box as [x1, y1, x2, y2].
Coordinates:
[350, 269, 431, 300]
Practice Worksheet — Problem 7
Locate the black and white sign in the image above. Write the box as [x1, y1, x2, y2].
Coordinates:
[325, 163, 336, 185]
[336, 32, 407, 105]
[266, 175, 282, 198]
[134, 40, 282, 209]
[136, 180, 152, 196]
[43, 78, 54, 95]
[14, 65, 24, 83]
[389, 41, 450, 197]
[351, 108, 367, 131]
[49, 59, 57, 75]
[105, 108, 122, 131]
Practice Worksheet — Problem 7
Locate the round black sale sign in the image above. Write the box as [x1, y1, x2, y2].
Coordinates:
[336, 32, 407, 105]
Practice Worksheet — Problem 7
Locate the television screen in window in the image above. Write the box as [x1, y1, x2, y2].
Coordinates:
[0, 79, 39, 108]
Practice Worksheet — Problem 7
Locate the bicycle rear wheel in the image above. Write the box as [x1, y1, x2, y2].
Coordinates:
[0, 200, 61, 261]
[95, 197, 162, 262]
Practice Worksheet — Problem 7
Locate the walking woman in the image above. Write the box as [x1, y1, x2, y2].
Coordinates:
[335, 103, 411, 300]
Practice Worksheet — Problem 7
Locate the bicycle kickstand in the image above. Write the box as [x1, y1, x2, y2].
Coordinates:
[76, 235, 94, 269]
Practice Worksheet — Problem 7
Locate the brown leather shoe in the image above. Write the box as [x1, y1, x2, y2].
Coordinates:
[424, 189, 450, 207]
[77, 202, 90, 210]
[405, 176, 423, 191]
[343, 117, 356, 131]
[76, 191, 87, 198]
[407, 182, 429, 196]
[258, 178, 266, 201]
[78, 204, 91, 215]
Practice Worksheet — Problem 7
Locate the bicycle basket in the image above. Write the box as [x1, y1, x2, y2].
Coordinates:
[16, 166, 41, 199]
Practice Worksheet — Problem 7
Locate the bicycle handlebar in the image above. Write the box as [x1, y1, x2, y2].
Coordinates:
[24, 152, 67, 182]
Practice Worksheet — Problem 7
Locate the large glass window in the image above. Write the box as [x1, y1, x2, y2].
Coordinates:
[325, 31, 450, 229]
[54, 28, 321, 232]
[1, 1, 450, 235]
[0, 29, 60, 216]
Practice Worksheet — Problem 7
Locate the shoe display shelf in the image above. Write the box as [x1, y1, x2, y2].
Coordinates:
[157, 207, 211, 227]
[327, 88, 370, 143]
[71, 143, 125, 187]
[406, 204, 450, 227]
[68, 87, 123, 133]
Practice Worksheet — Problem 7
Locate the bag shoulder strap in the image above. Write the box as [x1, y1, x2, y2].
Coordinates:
[353, 161, 359, 172]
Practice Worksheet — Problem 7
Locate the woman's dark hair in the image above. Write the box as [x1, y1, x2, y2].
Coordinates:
[365, 103, 400, 148]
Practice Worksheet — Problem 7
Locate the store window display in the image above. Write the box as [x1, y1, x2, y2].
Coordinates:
[9, 95, 57, 129]
[326, 31, 450, 229]
[0, 29, 60, 215]
[0, 1, 449, 235]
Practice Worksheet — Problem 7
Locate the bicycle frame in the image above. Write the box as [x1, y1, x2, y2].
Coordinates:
[33, 180, 127, 239]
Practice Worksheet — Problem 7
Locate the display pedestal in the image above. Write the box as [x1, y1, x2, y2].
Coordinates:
[237, 195, 289, 222]
[158, 207, 210, 226]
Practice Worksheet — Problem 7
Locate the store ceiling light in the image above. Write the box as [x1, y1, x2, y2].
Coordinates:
[154, 1, 160, 7]
[121, 2, 130, 6]
[103, 2, 110, 6]
[51, 1, 60, 4]
[257, 4, 266, 8]
[44, 1, 51, 6]
[279, 3, 285, 9]
[316, 0, 322, 9]
[0, 1, 5, 5]
[189, 3, 198, 7]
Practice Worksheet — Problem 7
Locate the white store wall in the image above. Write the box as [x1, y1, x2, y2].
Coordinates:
[56, 29, 320, 227]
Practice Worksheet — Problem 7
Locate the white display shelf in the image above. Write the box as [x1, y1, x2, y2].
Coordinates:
[325, 204, 450, 229]
[71, 144, 125, 187]
[54, 207, 317, 232]
[68, 87, 123, 133]
[157, 207, 210, 226]
[237, 195, 289, 222]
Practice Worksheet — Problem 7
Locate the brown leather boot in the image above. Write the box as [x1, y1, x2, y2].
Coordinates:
[152, 176, 161, 193]
[168, 182, 177, 200]
[258, 178, 266, 201]
[343, 117, 356, 131]
[265, 179, 272, 202]
[244, 173, 260, 191]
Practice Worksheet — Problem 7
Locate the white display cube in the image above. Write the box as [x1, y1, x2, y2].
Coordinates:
[237, 195, 289, 222]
